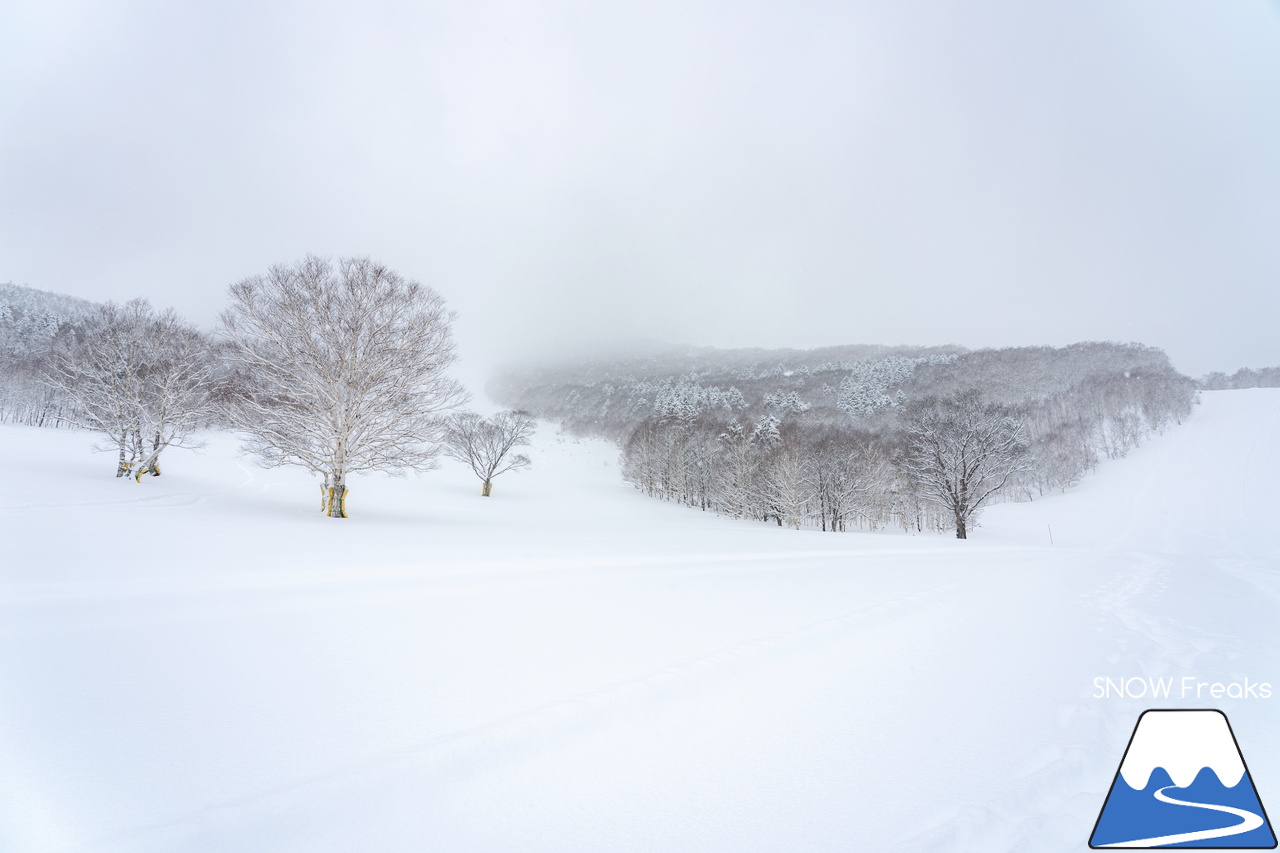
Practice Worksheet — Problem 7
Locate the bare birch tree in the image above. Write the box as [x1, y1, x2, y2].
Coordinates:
[442, 410, 536, 496]
[46, 299, 217, 479]
[900, 390, 1030, 539]
[220, 255, 468, 517]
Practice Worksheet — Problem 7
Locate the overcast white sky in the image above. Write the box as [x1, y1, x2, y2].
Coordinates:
[3, 0, 1279, 385]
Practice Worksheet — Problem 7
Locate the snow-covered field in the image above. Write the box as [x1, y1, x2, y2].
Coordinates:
[2, 389, 1279, 852]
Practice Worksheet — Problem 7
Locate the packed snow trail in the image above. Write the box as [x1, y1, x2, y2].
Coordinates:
[0, 390, 1278, 852]
[1098, 785, 1264, 848]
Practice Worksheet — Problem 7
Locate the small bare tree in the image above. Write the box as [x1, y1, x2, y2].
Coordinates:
[442, 410, 536, 496]
[46, 299, 216, 479]
[900, 389, 1030, 539]
[220, 255, 468, 517]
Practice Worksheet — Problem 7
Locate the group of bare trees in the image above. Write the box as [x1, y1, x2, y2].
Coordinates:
[1198, 366, 1280, 390]
[624, 417, 900, 531]
[498, 342, 1198, 538]
[7, 257, 533, 518]
[619, 393, 1027, 539]
[48, 300, 219, 479]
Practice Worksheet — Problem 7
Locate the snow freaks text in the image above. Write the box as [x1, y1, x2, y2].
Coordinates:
[1093, 677, 1273, 700]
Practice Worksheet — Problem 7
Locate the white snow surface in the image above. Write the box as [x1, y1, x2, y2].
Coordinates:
[1118, 710, 1245, 790]
[1, 389, 1279, 852]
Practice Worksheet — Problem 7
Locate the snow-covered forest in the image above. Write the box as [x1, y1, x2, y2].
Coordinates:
[1198, 366, 1280, 390]
[493, 343, 1198, 536]
[0, 283, 98, 427]
[10, 275, 1276, 540]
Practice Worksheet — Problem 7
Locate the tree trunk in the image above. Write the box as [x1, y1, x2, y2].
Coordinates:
[955, 513, 967, 539]
[481, 480, 492, 497]
[116, 431, 129, 477]
[327, 470, 348, 518]
[136, 453, 161, 479]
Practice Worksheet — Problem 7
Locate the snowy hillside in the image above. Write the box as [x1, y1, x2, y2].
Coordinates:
[0, 284, 99, 427]
[2, 390, 1278, 852]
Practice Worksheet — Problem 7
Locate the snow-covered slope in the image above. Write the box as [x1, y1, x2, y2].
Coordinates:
[1, 390, 1278, 852]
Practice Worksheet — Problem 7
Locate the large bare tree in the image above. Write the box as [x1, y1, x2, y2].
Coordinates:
[900, 390, 1030, 539]
[46, 299, 217, 479]
[220, 255, 468, 517]
[442, 410, 536, 496]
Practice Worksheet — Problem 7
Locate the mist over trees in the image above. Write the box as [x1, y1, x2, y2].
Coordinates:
[2, 277, 1258, 534]
[493, 341, 1197, 537]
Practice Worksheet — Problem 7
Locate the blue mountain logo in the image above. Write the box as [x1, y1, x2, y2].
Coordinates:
[1091, 709, 1276, 848]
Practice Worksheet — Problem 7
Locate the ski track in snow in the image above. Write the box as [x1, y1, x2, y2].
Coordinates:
[64, 572, 990, 853]
[1099, 785, 1264, 847]
[2, 390, 1279, 852]
[892, 391, 1280, 853]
